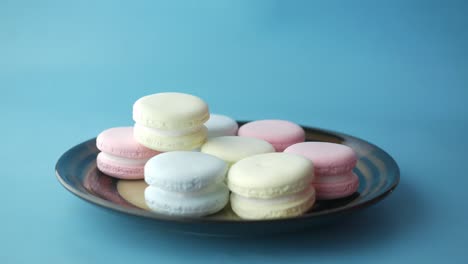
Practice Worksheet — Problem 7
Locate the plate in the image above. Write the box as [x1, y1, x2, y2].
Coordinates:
[56, 122, 399, 236]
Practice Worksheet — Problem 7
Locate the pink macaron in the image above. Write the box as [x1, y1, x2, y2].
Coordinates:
[238, 120, 305, 152]
[284, 142, 359, 200]
[96, 127, 160, 179]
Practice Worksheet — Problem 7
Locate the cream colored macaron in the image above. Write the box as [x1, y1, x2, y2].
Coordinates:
[228, 152, 314, 198]
[228, 152, 315, 220]
[132, 92, 210, 151]
[200, 136, 275, 166]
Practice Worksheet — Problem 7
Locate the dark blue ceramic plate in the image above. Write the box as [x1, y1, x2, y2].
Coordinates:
[56, 123, 399, 236]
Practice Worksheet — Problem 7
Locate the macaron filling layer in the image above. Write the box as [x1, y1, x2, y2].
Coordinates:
[135, 123, 204, 137]
[98, 152, 151, 166]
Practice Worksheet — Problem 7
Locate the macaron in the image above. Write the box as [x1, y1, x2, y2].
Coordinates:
[205, 114, 239, 138]
[238, 120, 305, 151]
[200, 136, 275, 166]
[284, 142, 359, 200]
[144, 151, 229, 217]
[96, 127, 159, 179]
[227, 152, 315, 219]
[133, 92, 210, 151]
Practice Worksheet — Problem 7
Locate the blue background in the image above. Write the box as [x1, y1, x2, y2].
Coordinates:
[1, 0, 467, 263]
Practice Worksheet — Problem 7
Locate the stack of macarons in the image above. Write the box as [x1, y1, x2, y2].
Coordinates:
[144, 151, 229, 217]
[227, 153, 315, 219]
[96, 127, 159, 179]
[95, 92, 360, 220]
[133, 93, 210, 152]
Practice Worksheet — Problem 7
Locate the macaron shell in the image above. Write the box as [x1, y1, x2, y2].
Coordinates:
[201, 136, 275, 165]
[230, 186, 316, 220]
[144, 151, 228, 192]
[133, 92, 209, 130]
[284, 142, 357, 176]
[205, 114, 239, 138]
[228, 152, 314, 198]
[96, 127, 160, 159]
[144, 183, 229, 217]
[134, 124, 207, 152]
[314, 172, 360, 200]
[116, 180, 150, 210]
[238, 120, 305, 151]
[97, 152, 144, 179]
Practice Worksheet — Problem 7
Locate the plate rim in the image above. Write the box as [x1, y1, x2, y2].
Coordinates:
[55, 124, 400, 224]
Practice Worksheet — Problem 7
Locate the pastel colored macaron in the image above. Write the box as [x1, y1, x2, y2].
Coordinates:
[238, 120, 305, 151]
[133, 93, 209, 151]
[144, 151, 229, 217]
[96, 127, 159, 179]
[200, 136, 275, 166]
[228, 152, 315, 219]
[284, 142, 359, 200]
[205, 114, 239, 138]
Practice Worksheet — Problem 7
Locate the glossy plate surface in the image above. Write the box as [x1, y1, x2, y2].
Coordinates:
[56, 123, 399, 236]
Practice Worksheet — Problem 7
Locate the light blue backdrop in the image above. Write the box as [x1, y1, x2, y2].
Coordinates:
[1, 0, 467, 263]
